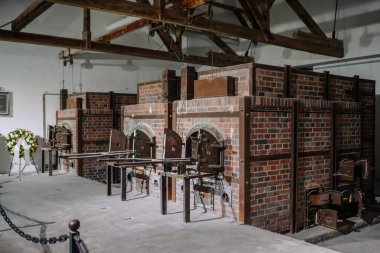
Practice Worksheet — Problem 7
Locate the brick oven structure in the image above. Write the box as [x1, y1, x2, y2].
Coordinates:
[122, 63, 375, 234]
[57, 91, 137, 181]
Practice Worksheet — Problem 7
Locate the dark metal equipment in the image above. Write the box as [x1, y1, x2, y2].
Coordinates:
[46, 125, 72, 150]
[102, 127, 225, 223]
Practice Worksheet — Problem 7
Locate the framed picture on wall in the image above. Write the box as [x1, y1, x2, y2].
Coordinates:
[0, 92, 10, 115]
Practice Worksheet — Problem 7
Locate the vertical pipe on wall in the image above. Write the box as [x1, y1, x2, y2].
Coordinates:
[42, 92, 59, 139]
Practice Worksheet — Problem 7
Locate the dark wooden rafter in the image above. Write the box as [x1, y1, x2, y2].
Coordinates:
[243, 0, 272, 40]
[12, 0, 53, 31]
[0, 28, 250, 67]
[96, 19, 149, 43]
[234, 11, 249, 28]
[42, 0, 343, 57]
[155, 23, 183, 60]
[82, 8, 91, 49]
[285, 0, 327, 38]
[141, 0, 183, 60]
[238, 0, 261, 30]
[209, 2, 244, 13]
[203, 32, 237, 56]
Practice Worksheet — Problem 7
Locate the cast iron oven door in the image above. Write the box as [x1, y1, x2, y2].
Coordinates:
[187, 129, 223, 174]
[163, 128, 182, 159]
[128, 130, 155, 158]
[47, 125, 72, 150]
[109, 129, 127, 152]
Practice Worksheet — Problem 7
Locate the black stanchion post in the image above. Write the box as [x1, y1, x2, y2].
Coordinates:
[107, 165, 112, 196]
[69, 219, 80, 253]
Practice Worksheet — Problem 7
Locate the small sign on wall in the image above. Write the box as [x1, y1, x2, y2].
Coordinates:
[0, 91, 11, 116]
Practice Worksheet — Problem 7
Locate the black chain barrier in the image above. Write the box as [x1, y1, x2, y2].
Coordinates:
[0, 204, 89, 252]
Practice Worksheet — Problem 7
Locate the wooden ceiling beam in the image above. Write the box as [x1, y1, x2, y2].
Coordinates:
[244, 0, 272, 40]
[82, 8, 91, 48]
[96, 19, 149, 43]
[285, 0, 327, 39]
[238, 0, 261, 30]
[209, 2, 244, 13]
[12, 0, 54, 31]
[203, 32, 237, 56]
[0, 28, 245, 67]
[155, 25, 183, 60]
[42, 0, 344, 57]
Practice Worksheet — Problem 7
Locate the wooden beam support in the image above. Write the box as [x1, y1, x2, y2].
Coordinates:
[206, 51, 253, 65]
[45, 0, 343, 57]
[141, 0, 183, 60]
[285, 0, 327, 38]
[239, 96, 251, 224]
[12, 0, 54, 31]
[203, 32, 237, 56]
[155, 0, 166, 19]
[238, 0, 261, 30]
[330, 103, 337, 189]
[323, 71, 330, 100]
[244, 0, 272, 40]
[283, 64, 291, 98]
[235, 11, 249, 28]
[0, 28, 242, 67]
[290, 100, 299, 234]
[209, 2, 244, 13]
[96, 19, 149, 43]
[82, 8, 91, 49]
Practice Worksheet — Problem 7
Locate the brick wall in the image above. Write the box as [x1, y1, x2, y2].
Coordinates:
[67, 94, 86, 109]
[137, 70, 180, 104]
[173, 97, 241, 220]
[255, 66, 285, 97]
[291, 70, 325, 100]
[117, 63, 375, 234]
[57, 91, 137, 181]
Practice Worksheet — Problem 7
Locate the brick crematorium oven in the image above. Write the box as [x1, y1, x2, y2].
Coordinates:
[57, 91, 137, 181]
[121, 63, 375, 234]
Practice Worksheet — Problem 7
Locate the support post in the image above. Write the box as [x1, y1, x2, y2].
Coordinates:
[238, 97, 251, 224]
[107, 165, 112, 196]
[160, 173, 167, 215]
[330, 103, 337, 189]
[180, 66, 197, 100]
[283, 65, 291, 98]
[121, 167, 127, 201]
[353, 75, 359, 102]
[290, 100, 299, 233]
[68, 219, 80, 253]
[48, 149, 53, 176]
[323, 71, 330, 100]
[183, 177, 190, 222]
[41, 150, 45, 173]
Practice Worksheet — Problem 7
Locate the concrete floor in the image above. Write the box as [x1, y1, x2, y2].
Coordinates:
[317, 223, 380, 253]
[0, 172, 339, 253]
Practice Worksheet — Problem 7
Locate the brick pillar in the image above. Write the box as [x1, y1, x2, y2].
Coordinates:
[180, 66, 197, 100]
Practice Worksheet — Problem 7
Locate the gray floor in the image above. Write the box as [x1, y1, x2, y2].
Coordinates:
[317, 223, 380, 253]
[0, 172, 339, 253]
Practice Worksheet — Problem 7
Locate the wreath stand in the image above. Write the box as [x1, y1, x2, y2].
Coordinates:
[7, 138, 39, 180]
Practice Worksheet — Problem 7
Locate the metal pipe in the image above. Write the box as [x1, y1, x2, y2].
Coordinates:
[42, 92, 59, 139]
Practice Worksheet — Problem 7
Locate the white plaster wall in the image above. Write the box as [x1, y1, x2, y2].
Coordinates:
[0, 1, 166, 173]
